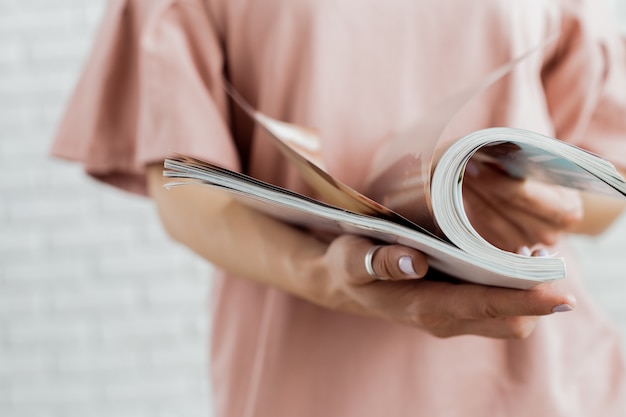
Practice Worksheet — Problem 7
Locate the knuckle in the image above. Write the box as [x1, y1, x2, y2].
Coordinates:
[559, 209, 583, 229]
[409, 303, 457, 338]
[512, 186, 532, 206]
[418, 315, 456, 338]
[479, 302, 501, 319]
[506, 317, 538, 339]
[378, 254, 396, 279]
[475, 287, 502, 319]
[550, 194, 583, 229]
[534, 229, 559, 246]
[549, 212, 574, 230]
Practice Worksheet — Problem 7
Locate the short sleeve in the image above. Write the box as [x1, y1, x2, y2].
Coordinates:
[542, 0, 626, 168]
[51, 0, 240, 195]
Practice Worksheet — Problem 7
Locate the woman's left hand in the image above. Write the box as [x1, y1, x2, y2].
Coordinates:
[462, 161, 584, 254]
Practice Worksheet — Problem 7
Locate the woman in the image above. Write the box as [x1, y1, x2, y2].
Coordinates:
[53, 0, 626, 415]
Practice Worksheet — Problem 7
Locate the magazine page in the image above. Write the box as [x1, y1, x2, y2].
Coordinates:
[223, 82, 424, 230]
[221, 42, 542, 237]
[363, 38, 556, 232]
[429, 127, 626, 260]
[163, 156, 565, 289]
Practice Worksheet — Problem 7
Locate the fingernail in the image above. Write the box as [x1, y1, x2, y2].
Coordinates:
[518, 246, 531, 256]
[535, 249, 550, 257]
[465, 161, 479, 177]
[552, 304, 574, 313]
[399, 256, 418, 276]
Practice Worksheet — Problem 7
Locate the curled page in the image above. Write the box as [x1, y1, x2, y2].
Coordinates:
[223, 38, 556, 242]
[430, 127, 626, 261]
[364, 36, 558, 233]
[222, 79, 427, 232]
[220, 37, 554, 238]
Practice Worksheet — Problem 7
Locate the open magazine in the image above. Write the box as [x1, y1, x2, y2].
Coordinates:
[163, 55, 626, 290]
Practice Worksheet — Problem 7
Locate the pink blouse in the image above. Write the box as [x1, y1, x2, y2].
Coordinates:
[52, 0, 626, 415]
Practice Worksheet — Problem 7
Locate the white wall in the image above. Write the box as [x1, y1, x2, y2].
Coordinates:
[0, 1, 213, 416]
[0, 1, 625, 416]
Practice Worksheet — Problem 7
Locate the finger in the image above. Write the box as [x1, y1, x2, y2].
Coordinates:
[343, 277, 571, 339]
[339, 236, 428, 285]
[530, 247, 553, 257]
[461, 284, 575, 319]
[456, 316, 541, 339]
[372, 245, 429, 281]
[464, 184, 543, 248]
[513, 180, 583, 229]
[490, 187, 576, 247]
[467, 163, 582, 232]
[421, 281, 576, 320]
[462, 184, 529, 251]
[352, 280, 550, 338]
[464, 167, 576, 248]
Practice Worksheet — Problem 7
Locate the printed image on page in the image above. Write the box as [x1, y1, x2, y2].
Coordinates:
[473, 141, 626, 197]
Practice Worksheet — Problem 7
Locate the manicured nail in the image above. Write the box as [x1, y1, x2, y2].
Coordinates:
[552, 304, 574, 313]
[399, 256, 417, 276]
[535, 249, 550, 257]
[518, 246, 531, 256]
[465, 161, 479, 177]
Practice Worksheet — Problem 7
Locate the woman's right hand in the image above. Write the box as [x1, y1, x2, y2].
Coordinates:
[315, 235, 576, 339]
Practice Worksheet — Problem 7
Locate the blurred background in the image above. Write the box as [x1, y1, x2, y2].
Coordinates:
[1, 1, 625, 416]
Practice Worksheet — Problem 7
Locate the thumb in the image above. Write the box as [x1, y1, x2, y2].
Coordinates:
[345, 238, 428, 284]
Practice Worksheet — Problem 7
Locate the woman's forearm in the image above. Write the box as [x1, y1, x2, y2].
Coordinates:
[147, 163, 332, 305]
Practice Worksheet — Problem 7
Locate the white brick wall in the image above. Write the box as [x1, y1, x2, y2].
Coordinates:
[0, 1, 213, 416]
[0, 1, 625, 416]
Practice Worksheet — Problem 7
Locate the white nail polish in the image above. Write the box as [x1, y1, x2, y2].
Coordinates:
[399, 256, 417, 276]
[518, 246, 531, 256]
[552, 304, 574, 313]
